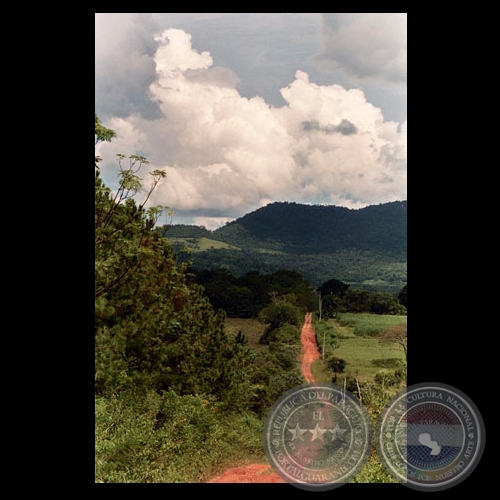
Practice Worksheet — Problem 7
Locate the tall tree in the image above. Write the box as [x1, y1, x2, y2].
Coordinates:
[317, 278, 350, 298]
[317, 278, 350, 317]
[95, 114, 253, 403]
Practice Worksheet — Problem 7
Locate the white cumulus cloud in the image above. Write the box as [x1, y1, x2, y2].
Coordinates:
[96, 28, 407, 228]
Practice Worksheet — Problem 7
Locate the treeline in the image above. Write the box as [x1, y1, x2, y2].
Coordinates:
[318, 278, 407, 317]
[158, 224, 212, 239]
[169, 246, 406, 295]
[188, 268, 315, 317]
[188, 268, 407, 319]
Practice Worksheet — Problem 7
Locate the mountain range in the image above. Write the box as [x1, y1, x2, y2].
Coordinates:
[160, 200, 407, 294]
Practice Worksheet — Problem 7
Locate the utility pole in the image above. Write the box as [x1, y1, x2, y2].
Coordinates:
[323, 329, 326, 361]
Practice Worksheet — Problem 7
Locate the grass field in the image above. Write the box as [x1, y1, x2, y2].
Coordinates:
[168, 236, 240, 252]
[336, 312, 407, 336]
[312, 313, 406, 385]
[331, 336, 403, 383]
[196, 237, 240, 251]
[225, 317, 268, 351]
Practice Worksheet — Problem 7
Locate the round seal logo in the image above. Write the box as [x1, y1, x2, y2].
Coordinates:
[376, 382, 486, 491]
[262, 383, 372, 490]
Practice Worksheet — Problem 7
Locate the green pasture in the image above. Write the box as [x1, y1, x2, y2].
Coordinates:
[336, 312, 406, 336]
[168, 236, 240, 252]
[313, 313, 406, 385]
[333, 336, 403, 383]
[196, 237, 240, 251]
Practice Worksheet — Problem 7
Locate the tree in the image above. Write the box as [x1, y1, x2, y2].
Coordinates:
[258, 295, 302, 345]
[327, 357, 347, 383]
[267, 269, 316, 311]
[379, 324, 407, 360]
[342, 288, 372, 312]
[370, 291, 406, 315]
[95, 113, 255, 403]
[317, 278, 349, 317]
[95, 112, 116, 167]
[317, 278, 350, 298]
[320, 293, 343, 319]
[219, 285, 254, 317]
[94, 154, 167, 300]
[238, 270, 273, 315]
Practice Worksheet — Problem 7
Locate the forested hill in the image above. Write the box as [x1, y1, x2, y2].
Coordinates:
[161, 201, 407, 293]
[173, 200, 407, 256]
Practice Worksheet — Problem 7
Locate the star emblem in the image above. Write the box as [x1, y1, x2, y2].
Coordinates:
[309, 423, 328, 441]
[287, 423, 307, 441]
[329, 423, 347, 440]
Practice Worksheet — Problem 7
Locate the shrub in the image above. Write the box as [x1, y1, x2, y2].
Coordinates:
[95, 389, 264, 483]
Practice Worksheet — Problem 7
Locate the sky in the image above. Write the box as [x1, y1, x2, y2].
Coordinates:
[95, 13, 407, 230]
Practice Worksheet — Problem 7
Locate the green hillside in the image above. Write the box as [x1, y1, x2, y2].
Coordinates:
[161, 201, 407, 293]
[213, 200, 407, 255]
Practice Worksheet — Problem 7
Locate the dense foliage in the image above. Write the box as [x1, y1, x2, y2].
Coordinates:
[95, 389, 265, 483]
[169, 246, 406, 294]
[95, 114, 264, 407]
[190, 267, 406, 319]
[190, 268, 315, 318]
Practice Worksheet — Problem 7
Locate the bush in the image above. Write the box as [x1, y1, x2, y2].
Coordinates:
[268, 371, 305, 402]
[95, 389, 264, 483]
[258, 302, 302, 344]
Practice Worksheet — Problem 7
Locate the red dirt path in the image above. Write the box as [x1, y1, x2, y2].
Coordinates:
[206, 463, 286, 483]
[300, 311, 320, 383]
[205, 312, 320, 483]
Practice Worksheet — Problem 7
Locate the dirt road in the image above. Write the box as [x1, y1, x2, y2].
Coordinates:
[205, 463, 286, 483]
[300, 311, 320, 383]
[205, 312, 321, 483]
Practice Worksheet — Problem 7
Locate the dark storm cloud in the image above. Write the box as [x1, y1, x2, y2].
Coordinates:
[95, 13, 163, 122]
[96, 14, 407, 123]
[318, 13, 407, 84]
